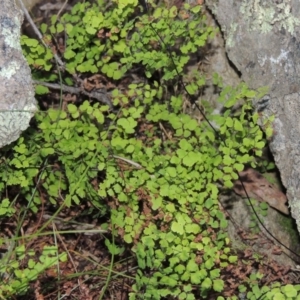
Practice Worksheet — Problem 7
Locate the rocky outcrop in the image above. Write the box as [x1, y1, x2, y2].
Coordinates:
[205, 0, 300, 236]
[0, 0, 37, 148]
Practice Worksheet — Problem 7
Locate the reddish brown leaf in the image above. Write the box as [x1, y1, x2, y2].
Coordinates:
[233, 168, 289, 214]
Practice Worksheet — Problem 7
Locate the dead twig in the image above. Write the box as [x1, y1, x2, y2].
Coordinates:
[33, 80, 113, 109]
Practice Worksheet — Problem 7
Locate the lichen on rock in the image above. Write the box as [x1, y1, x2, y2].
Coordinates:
[240, 0, 300, 34]
[0, 0, 37, 148]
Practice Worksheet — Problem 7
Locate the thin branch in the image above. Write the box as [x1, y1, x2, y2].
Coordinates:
[33, 80, 80, 94]
[57, 0, 70, 18]
[33, 80, 113, 109]
[112, 155, 143, 169]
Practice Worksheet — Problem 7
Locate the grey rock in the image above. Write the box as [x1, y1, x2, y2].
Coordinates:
[205, 0, 300, 236]
[0, 0, 37, 148]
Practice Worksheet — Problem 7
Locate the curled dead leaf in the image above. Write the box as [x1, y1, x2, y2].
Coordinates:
[233, 168, 289, 215]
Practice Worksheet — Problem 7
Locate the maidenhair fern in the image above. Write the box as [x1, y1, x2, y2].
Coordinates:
[0, 0, 289, 299]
